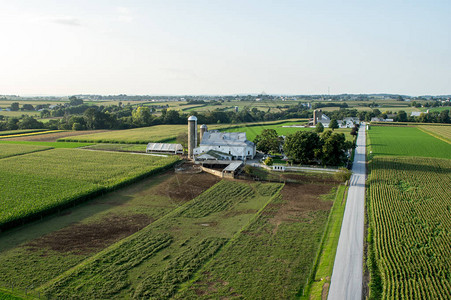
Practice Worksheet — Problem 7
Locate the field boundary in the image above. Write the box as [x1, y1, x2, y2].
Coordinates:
[417, 126, 451, 144]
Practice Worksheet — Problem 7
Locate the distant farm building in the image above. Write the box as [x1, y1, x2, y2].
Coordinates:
[146, 143, 183, 155]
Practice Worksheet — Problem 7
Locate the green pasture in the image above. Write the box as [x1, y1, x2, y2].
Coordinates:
[81, 143, 147, 152]
[367, 126, 451, 159]
[0, 149, 179, 228]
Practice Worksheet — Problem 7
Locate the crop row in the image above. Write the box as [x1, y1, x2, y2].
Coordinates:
[367, 157, 451, 299]
[418, 125, 451, 143]
[38, 180, 282, 299]
[0, 149, 179, 229]
[41, 233, 174, 299]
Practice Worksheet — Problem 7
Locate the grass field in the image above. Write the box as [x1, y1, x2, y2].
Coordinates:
[367, 126, 451, 159]
[367, 157, 451, 299]
[0, 149, 179, 229]
[0, 130, 63, 139]
[0, 144, 52, 159]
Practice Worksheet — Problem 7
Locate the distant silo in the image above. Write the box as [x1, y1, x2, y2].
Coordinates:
[188, 115, 197, 159]
[234, 106, 239, 112]
[313, 109, 323, 125]
[200, 124, 208, 143]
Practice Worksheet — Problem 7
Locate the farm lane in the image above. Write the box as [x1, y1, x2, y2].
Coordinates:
[328, 124, 366, 300]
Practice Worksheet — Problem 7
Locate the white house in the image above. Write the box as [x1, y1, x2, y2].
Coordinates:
[193, 131, 256, 160]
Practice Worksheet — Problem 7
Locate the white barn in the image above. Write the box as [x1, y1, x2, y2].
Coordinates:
[193, 131, 256, 160]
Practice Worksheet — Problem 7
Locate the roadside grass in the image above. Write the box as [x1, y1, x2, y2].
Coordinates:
[0, 140, 93, 148]
[367, 126, 451, 159]
[305, 184, 348, 299]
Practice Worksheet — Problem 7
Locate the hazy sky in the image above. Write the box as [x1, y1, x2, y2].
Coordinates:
[1, 0, 450, 96]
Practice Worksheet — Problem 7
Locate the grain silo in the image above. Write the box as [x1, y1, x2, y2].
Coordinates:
[188, 115, 197, 159]
[199, 124, 208, 143]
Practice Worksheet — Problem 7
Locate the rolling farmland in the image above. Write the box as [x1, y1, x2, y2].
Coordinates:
[0, 149, 179, 229]
[367, 125, 451, 299]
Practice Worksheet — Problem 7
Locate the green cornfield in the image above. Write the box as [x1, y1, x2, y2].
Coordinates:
[367, 157, 451, 299]
[0, 149, 179, 228]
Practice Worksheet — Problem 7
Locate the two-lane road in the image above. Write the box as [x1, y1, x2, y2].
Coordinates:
[328, 124, 366, 300]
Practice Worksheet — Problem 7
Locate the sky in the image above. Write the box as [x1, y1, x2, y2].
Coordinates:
[1, 0, 450, 96]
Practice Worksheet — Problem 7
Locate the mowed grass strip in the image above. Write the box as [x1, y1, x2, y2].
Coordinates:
[0, 144, 52, 159]
[39, 181, 283, 299]
[0, 149, 179, 228]
[368, 126, 451, 159]
[367, 157, 451, 299]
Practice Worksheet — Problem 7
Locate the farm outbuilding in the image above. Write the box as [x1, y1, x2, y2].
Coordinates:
[146, 143, 183, 155]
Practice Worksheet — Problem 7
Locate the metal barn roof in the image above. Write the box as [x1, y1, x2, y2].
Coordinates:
[146, 143, 183, 152]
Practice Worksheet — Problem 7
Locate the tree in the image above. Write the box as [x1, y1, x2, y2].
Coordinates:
[10, 102, 19, 111]
[329, 119, 339, 130]
[320, 131, 353, 166]
[350, 125, 358, 136]
[315, 122, 324, 133]
[334, 167, 352, 182]
[438, 110, 450, 124]
[22, 104, 34, 111]
[253, 129, 280, 154]
[396, 110, 408, 122]
[264, 156, 273, 166]
[132, 106, 152, 126]
[283, 131, 322, 164]
[69, 96, 83, 106]
[18, 116, 43, 129]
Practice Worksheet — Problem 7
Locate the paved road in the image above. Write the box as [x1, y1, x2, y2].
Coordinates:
[328, 124, 366, 300]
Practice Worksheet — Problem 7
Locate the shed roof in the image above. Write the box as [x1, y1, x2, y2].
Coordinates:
[223, 162, 243, 172]
[146, 143, 183, 152]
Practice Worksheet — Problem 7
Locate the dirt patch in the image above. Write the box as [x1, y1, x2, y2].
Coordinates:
[281, 173, 340, 184]
[5, 130, 110, 142]
[322, 282, 330, 300]
[269, 183, 334, 234]
[154, 171, 220, 203]
[25, 214, 151, 255]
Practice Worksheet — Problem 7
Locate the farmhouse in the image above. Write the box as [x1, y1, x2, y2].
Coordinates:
[193, 130, 256, 160]
[146, 143, 183, 155]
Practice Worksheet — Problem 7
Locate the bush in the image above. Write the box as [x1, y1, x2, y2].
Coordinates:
[264, 157, 273, 166]
[334, 167, 351, 182]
